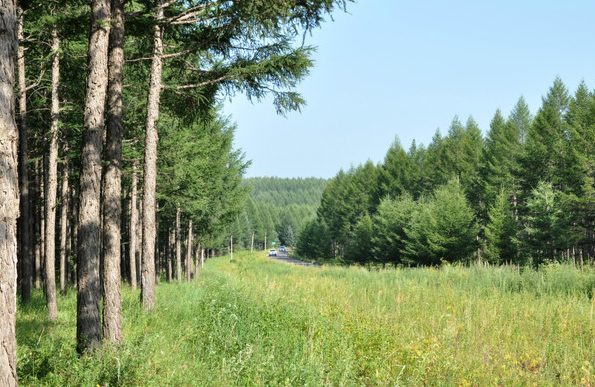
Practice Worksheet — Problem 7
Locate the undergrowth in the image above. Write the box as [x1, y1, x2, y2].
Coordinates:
[17, 252, 595, 386]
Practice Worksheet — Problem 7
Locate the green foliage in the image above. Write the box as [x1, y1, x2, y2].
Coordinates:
[403, 179, 478, 265]
[518, 181, 569, 265]
[230, 177, 328, 251]
[296, 219, 332, 259]
[344, 214, 373, 265]
[484, 188, 519, 264]
[371, 194, 417, 266]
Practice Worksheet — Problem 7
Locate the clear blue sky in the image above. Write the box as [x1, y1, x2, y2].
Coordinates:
[222, 0, 595, 179]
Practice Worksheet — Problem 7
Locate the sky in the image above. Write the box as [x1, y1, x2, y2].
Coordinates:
[222, 0, 595, 179]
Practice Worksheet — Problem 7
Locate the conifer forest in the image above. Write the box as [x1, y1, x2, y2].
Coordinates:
[3, 0, 595, 385]
[296, 79, 595, 269]
[0, 0, 348, 384]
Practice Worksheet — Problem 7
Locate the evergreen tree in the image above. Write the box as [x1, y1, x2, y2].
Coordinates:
[521, 77, 570, 192]
[518, 181, 568, 265]
[378, 138, 414, 199]
[403, 179, 477, 265]
[484, 188, 518, 264]
[371, 194, 417, 266]
[345, 214, 373, 264]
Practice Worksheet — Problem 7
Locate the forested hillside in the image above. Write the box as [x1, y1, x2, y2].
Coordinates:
[299, 78, 595, 268]
[227, 177, 328, 250]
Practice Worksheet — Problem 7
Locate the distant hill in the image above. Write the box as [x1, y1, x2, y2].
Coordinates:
[229, 177, 328, 250]
[244, 177, 328, 207]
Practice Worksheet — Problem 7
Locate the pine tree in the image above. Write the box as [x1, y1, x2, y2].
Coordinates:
[519, 181, 568, 265]
[0, 0, 19, 383]
[521, 78, 570, 192]
[371, 194, 417, 266]
[484, 188, 518, 264]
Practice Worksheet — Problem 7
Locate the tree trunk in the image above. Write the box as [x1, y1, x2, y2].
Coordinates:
[176, 207, 182, 282]
[77, 0, 110, 354]
[59, 153, 70, 295]
[194, 240, 200, 280]
[44, 27, 60, 321]
[230, 235, 233, 261]
[137, 198, 142, 284]
[155, 200, 160, 285]
[17, 7, 32, 303]
[141, 0, 164, 310]
[186, 219, 193, 281]
[35, 158, 44, 290]
[250, 230, 254, 252]
[167, 225, 173, 282]
[129, 163, 138, 288]
[71, 173, 79, 288]
[102, 0, 124, 345]
[0, 0, 19, 383]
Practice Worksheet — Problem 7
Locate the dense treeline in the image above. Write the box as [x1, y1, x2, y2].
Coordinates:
[299, 78, 595, 267]
[226, 177, 328, 250]
[0, 0, 350, 381]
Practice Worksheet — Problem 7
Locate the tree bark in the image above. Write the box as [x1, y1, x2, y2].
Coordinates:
[155, 200, 160, 285]
[176, 207, 182, 282]
[194, 240, 200, 280]
[44, 27, 61, 321]
[102, 0, 125, 346]
[59, 152, 70, 295]
[17, 7, 32, 303]
[186, 219, 193, 281]
[35, 158, 43, 290]
[71, 172, 79, 288]
[141, 0, 164, 310]
[59, 157, 70, 295]
[77, 0, 110, 354]
[0, 0, 19, 384]
[137, 198, 142, 284]
[167, 224, 173, 282]
[129, 162, 138, 288]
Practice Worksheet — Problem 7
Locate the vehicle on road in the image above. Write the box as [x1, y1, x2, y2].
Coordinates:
[279, 246, 286, 252]
[268, 249, 277, 256]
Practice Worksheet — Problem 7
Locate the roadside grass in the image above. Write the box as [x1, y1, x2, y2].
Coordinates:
[17, 251, 595, 386]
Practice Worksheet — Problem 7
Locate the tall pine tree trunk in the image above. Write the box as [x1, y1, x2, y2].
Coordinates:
[17, 7, 32, 303]
[176, 207, 182, 282]
[77, 0, 110, 353]
[186, 219, 193, 281]
[59, 154, 69, 295]
[71, 172, 79, 288]
[129, 163, 138, 289]
[0, 0, 19, 383]
[102, 0, 125, 345]
[167, 225, 174, 282]
[36, 158, 44, 290]
[44, 27, 60, 321]
[194, 240, 200, 279]
[141, 0, 164, 309]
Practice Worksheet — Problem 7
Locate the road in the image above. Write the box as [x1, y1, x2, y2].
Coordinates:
[268, 251, 321, 268]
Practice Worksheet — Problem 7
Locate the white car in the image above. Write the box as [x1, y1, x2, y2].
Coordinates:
[269, 249, 277, 257]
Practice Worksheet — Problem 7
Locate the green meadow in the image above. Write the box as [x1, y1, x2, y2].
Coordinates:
[17, 251, 595, 386]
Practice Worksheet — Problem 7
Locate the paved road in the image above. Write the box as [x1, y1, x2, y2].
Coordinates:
[268, 251, 321, 268]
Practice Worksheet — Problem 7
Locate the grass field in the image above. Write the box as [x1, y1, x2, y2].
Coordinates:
[17, 251, 595, 386]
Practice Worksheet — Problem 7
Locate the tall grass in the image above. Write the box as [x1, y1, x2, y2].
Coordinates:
[17, 252, 595, 386]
